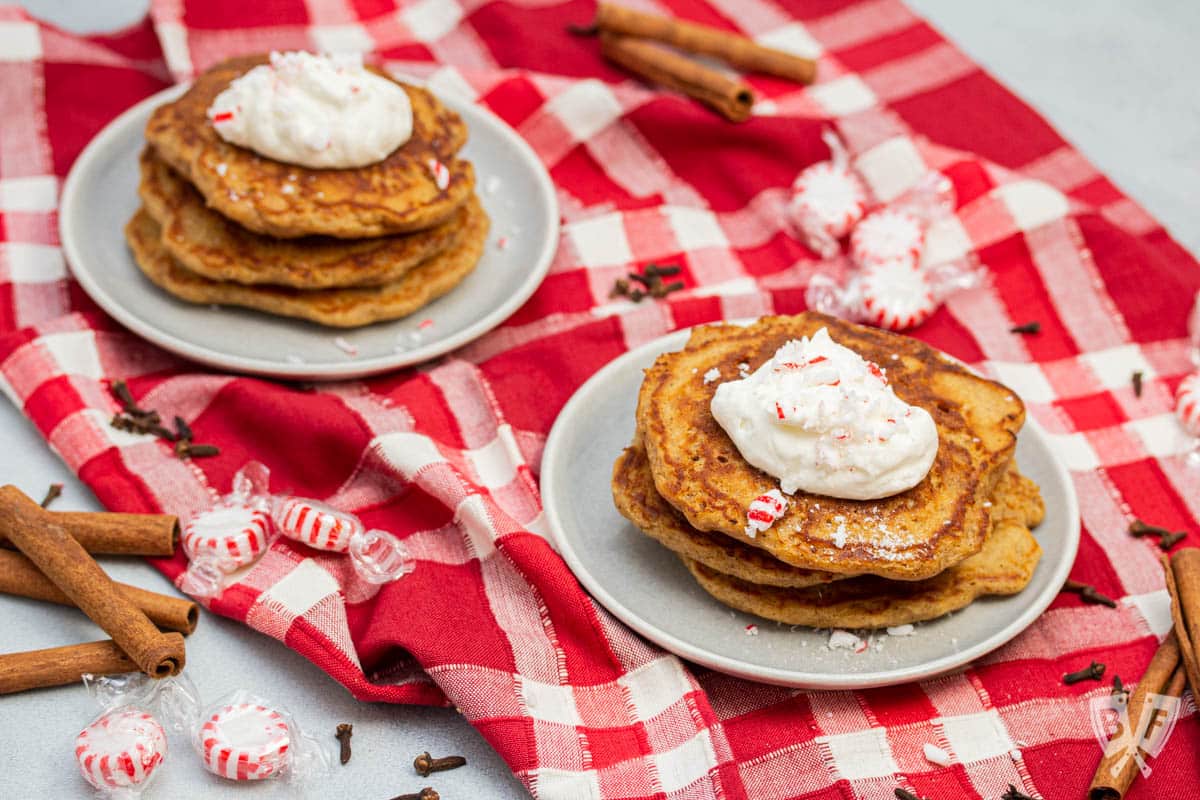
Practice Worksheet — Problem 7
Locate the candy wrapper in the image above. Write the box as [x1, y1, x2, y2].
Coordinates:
[788, 129, 868, 258]
[805, 171, 981, 331]
[74, 673, 201, 798]
[194, 691, 331, 783]
[179, 462, 274, 599]
[271, 497, 413, 584]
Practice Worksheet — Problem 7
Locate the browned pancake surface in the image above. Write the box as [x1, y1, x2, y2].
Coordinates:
[139, 148, 464, 289]
[125, 195, 489, 328]
[146, 55, 475, 238]
[636, 314, 1025, 581]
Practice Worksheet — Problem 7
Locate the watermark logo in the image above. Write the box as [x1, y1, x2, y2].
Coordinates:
[1089, 690, 1181, 778]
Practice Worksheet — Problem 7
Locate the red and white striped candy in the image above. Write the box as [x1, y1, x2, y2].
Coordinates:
[850, 209, 925, 268]
[200, 703, 291, 781]
[1176, 373, 1200, 436]
[790, 162, 867, 247]
[745, 489, 788, 539]
[183, 504, 270, 569]
[858, 259, 937, 331]
[273, 498, 363, 552]
[75, 709, 167, 792]
[427, 158, 450, 191]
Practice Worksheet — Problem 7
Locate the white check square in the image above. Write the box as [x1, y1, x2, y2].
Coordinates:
[568, 214, 633, 268]
[519, 678, 582, 726]
[995, 180, 1069, 232]
[939, 710, 1015, 763]
[819, 728, 898, 780]
[400, 0, 463, 42]
[545, 80, 624, 143]
[808, 75, 877, 116]
[664, 206, 728, 251]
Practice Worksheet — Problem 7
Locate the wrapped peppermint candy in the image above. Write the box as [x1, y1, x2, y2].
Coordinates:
[788, 130, 868, 258]
[271, 497, 413, 585]
[1176, 373, 1200, 437]
[74, 673, 200, 798]
[805, 171, 979, 332]
[180, 462, 274, 599]
[194, 691, 330, 783]
[1189, 290, 1200, 366]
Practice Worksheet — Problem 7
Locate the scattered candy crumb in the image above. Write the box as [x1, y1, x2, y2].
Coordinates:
[745, 490, 788, 539]
[745, 624, 759, 636]
[418, 318, 435, 331]
[703, 368, 721, 384]
[496, 236, 509, 250]
[428, 158, 450, 190]
[923, 743, 952, 767]
[216, 162, 228, 176]
[886, 624, 915, 637]
[832, 516, 847, 549]
[828, 629, 866, 653]
[333, 336, 358, 356]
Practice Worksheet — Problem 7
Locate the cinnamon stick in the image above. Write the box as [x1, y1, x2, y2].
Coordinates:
[1162, 552, 1200, 697]
[0, 639, 142, 694]
[0, 550, 198, 635]
[0, 486, 184, 678]
[1088, 634, 1182, 799]
[594, 2, 817, 84]
[600, 33, 754, 123]
[0, 509, 179, 556]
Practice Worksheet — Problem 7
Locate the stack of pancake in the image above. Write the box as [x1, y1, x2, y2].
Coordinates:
[613, 313, 1045, 629]
[126, 55, 488, 328]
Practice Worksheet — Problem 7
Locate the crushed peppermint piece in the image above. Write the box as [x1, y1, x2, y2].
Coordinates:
[333, 336, 358, 356]
[745, 490, 788, 538]
[496, 236, 510, 250]
[887, 624, 914, 636]
[394, 330, 425, 352]
[215, 162, 228, 176]
[828, 629, 867, 653]
[744, 624, 759, 636]
[923, 743, 952, 767]
[281, 183, 295, 194]
[418, 318, 435, 330]
[428, 158, 450, 190]
[832, 517, 847, 548]
[703, 368, 721, 384]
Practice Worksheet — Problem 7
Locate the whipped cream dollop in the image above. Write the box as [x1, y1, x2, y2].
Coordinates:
[207, 51, 413, 169]
[710, 328, 938, 500]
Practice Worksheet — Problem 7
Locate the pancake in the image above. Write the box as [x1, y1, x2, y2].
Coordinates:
[682, 514, 1043, 629]
[613, 442, 848, 589]
[125, 195, 489, 328]
[146, 55, 475, 239]
[614, 440, 1042, 590]
[636, 314, 1025, 581]
[138, 148, 465, 289]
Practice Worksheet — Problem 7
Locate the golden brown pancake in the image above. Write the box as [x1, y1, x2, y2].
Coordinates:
[613, 442, 848, 589]
[614, 439, 1043, 590]
[682, 513, 1042, 629]
[636, 314, 1025, 581]
[125, 195, 489, 328]
[146, 55, 475, 239]
[138, 148, 465, 289]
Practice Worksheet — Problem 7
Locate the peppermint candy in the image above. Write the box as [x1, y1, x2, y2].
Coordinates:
[273, 497, 413, 583]
[789, 162, 867, 257]
[75, 708, 167, 792]
[858, 259, 937, 331]
[850, 208, 925, 268]
[273, 498, 363, 553]
[182, 504, 270, 569]
[745, 489, 788, 539]
[1176, 373, 1200, 436]
[200, 703, 291, 781]
[427, 158, 450, 191]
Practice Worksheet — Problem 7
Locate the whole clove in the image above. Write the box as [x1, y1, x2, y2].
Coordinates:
[1064, 661, 1106, 685]
[173, 415, 193, 443]
[1062, 579, 1117, 608]
[389, 789, 439, 800]
[414, 751, 467, 777]
[894, 789, 925, 800]
[1001, 785, 1036, 800]
[610, 262, 685, 303]
[335, 723, 353, 764]
[1010, 321, 1041, 335]
[1159, 531, 1187, 550]
[1111, 674, 1127, 699]
[1131, 370, 1144, 398]
[174, 442, 220, 460]
[39, 483, 64, 509]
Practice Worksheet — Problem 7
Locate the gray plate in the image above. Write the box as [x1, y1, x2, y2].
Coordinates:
[541, 326, 1080, 689]
[59, 82, 558, 380]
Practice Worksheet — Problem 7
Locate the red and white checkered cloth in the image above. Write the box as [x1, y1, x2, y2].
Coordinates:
[1, 1, 1198, 797]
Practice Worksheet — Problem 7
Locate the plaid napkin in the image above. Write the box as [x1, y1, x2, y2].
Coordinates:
[2, 1, 1198, 796]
